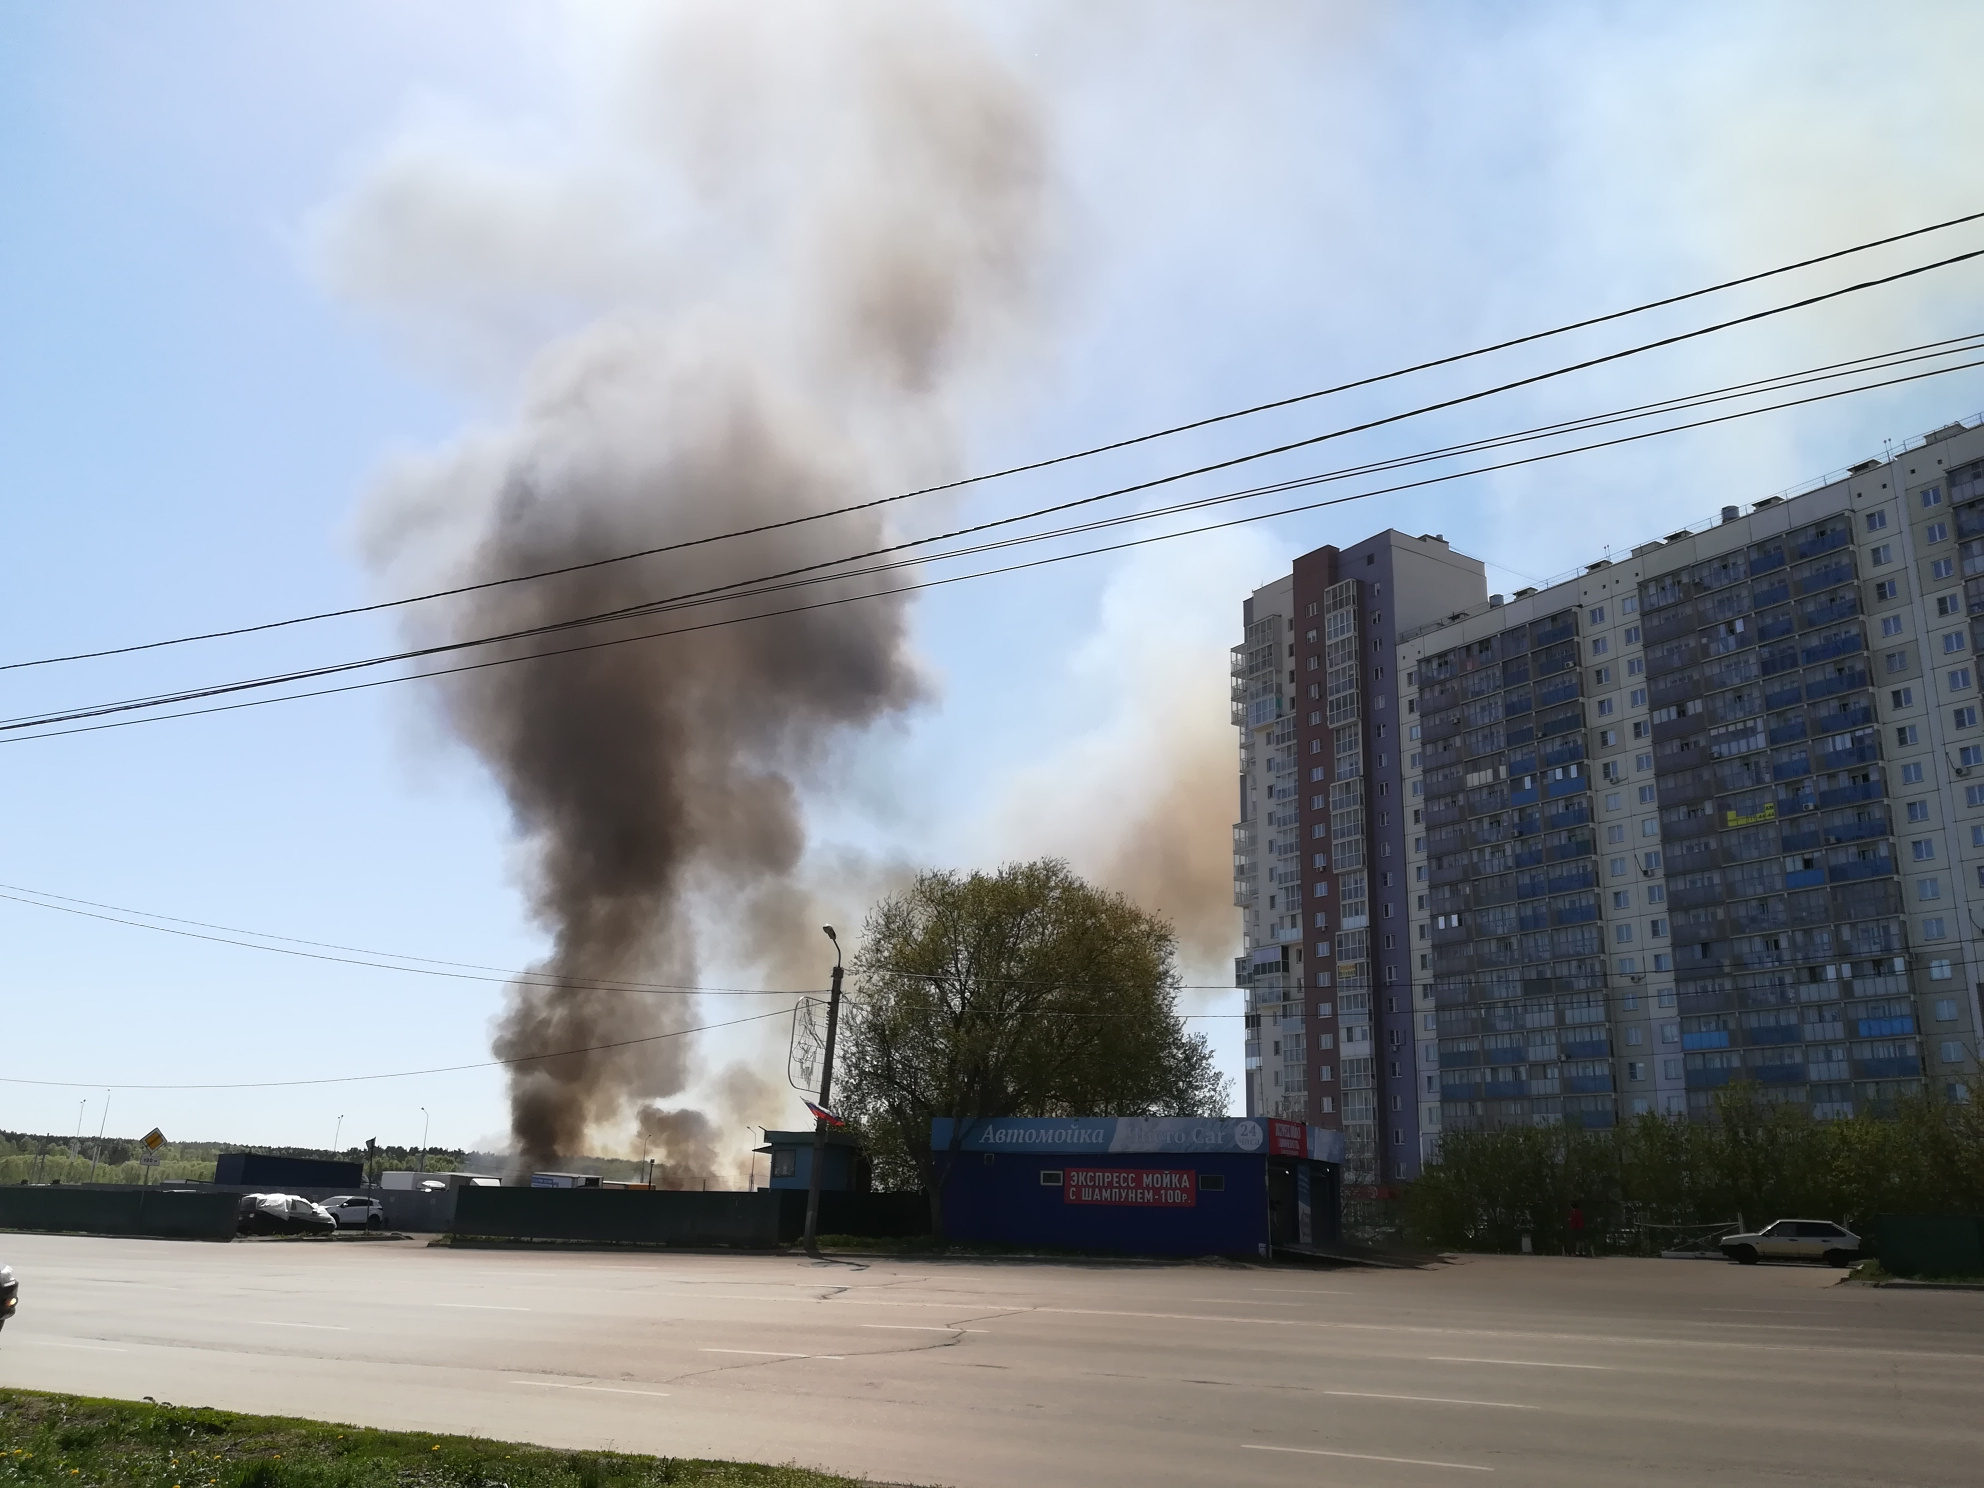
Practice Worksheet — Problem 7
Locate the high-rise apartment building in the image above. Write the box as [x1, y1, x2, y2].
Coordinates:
[1235, 417, 1984, 1182]
[1232, 531, 1485, 1185]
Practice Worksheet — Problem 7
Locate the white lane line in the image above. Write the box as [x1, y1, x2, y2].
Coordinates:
[1690, 1322, 1841, 1331]
[252, 1322, 350, 1331]
[1429, 1356, 1611, 1370]
[510, 1381, 669, 1397]
[698, 1349, 845, 1360]
[1245, 1288, 1353, 1295]
[1321, 1390, 1536, 1409]
[21, 1340, 127, 1353]
[1244, 1444, 1491, 1471]
[432, 1303, 531, 1312]
[860, 1324, 987, 1333]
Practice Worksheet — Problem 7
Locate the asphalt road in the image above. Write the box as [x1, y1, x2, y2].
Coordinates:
[0, 1235, 1978, 1487]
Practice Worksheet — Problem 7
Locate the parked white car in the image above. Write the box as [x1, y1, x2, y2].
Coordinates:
[322, 1195, 385, 1231]
[1720, 1219, 1860, 1267]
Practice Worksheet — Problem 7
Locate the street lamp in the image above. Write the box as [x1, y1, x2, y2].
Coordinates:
[802, 925, 845, 1259]
[419, 1107, 430, 1174]
[333, 1115, 345, 1155]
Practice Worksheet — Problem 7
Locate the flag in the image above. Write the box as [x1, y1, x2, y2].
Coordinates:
[804, 1100, 845, 1127]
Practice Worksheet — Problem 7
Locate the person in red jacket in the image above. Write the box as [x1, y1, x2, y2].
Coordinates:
[1569, 1201, 1590, 1256]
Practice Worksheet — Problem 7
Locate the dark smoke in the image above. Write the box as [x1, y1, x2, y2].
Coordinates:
[344, 3, 1046, 1175]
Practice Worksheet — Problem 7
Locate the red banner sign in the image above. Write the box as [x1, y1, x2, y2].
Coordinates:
[1268, 1120, 1306, 1156]
[1063, 1168, 1197, 1207]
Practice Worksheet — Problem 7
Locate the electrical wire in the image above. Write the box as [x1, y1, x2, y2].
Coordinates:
[9, 220, 1984, 676]
[7, 339, 1980, 745]
[0, 1007, 797, 1091]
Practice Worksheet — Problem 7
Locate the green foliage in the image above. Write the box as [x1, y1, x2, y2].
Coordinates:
[0, 1134, 470, 1189]
[834, 859, 1226, 1222]
[0, 1389, 896, 1487]
[1406, 1088, 1984, 1253]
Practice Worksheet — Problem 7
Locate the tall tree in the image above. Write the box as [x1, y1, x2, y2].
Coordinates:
[834, 859, 1226, 1231]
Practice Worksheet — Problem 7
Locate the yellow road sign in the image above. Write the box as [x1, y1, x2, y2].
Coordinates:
[141, 1128, 166, 1151]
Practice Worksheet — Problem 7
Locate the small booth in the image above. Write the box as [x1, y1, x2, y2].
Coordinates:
[755, 1129, 871, 1192]
[931, 1116, 1343, 1258]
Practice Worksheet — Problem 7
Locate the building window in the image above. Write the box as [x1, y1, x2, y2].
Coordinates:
[1610, 857, 1627, 876]
[1607, 825, 1626, 844]
[1930, 958, 1954, 980]
[1887, 650, 1910, 673]
[1893, 687, 1915, 708]
[1589, 606, 1606, 623]
[1898, 725, 1919, 746]
[1630, 687, 1647, 706]
[1650, 918, 1668, 936]
[1638, 785, 1656, 803]
[1966, 747, 1984, 767]
[1966, 785, 1984, 807]
[1903, 762, 1926, 783]
[1913, 839, 1937, 861]
[1628, 658, 1645, 676]
[1875, 579, 1898, 600]
[1871, 544, 1893, 565]
[1599, 729, 1618, 746]
[1606, 792, 1622, 810]
[1591, 637, 1610, 656]
[1622, 596, 1639, 614]
[1929, 521, 1951, 543]
[1935, 558, 1958, 580]
[1882, 614, 1905, 637]
[1919, 878, 1943, 901]
[1974, 826, 1984, 847]
[1924, 485, 1946, 507]
[1951, 668, 1974, 692]
[1641, 820, 1658, 836]
[1632, 720, 1649, 738]
[1947, 632, 1969, 655]
[1923, 917, 1947, 939]
[1866, 510, 1889, 531]
[1647, 884, 1666, 903]
[1936, 998, 1959, 1021]
[1625, 624, 1641, 643]
[1943, 595, 1965, 617]
[1958, 707, 1979, 729]
[1636, 753, 1653, 771]
[1908, 800, 1930, 822]
[1652, 953, 1672, 971]
[1616, 924, 1634, 943]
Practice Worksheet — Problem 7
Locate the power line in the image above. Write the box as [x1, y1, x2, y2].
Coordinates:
[10, 214, 1984, 676]
[0, 1007, 798, 1091]
[9, 328, 1980, 741]
[6, 339, 1979, 745]
[0, 884, 811, 997]
[0, 878, 1253, 994]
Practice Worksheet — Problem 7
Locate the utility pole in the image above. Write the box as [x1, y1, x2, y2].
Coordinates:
[418, 1107, 430, 1173]
[87, 1091, 111, 1182]
[802, 925, 844, 1260]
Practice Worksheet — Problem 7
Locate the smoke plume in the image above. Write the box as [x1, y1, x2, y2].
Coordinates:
[334, 3, 1046, 1174]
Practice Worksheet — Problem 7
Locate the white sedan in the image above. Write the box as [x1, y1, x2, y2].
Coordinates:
[1720, 1219, 1860, 1267]
[322, 1195, 385, 1230]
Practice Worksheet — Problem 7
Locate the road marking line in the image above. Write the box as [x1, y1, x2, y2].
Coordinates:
[510, 1381, 669, 1397]
[1429, 1357, 1610, 1370]
[252, 1322, 349, 1331]
[24, 1341, 127, 1353]
[1321, 1390, 1535, 1409]
[1690, 1322, 1841, 1331]
[860, 1325, 987, 1333]
[1244, 1444, 1491, 1471]
[1245, 1288, 1354, 1295]
[698, 1349, 844, 1360]
[432, 1303, 531, 1312]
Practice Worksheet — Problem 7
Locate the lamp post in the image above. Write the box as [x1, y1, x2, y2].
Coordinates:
[418, 1107, 430, 1174]
[802, 926, 845, 1260]
[333, 1115, 345, 1156]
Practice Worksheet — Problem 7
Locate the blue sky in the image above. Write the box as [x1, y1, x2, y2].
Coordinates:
[5, 1, 1984, 1164]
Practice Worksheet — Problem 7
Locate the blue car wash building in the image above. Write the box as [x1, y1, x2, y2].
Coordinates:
[932, 1117, 1343, 1257]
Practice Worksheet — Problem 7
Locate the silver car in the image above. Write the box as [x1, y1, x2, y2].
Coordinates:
[1720, 1219, 1860, 1267]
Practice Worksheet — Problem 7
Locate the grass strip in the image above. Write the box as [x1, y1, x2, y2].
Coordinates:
[0, 1388, 905, 1487]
